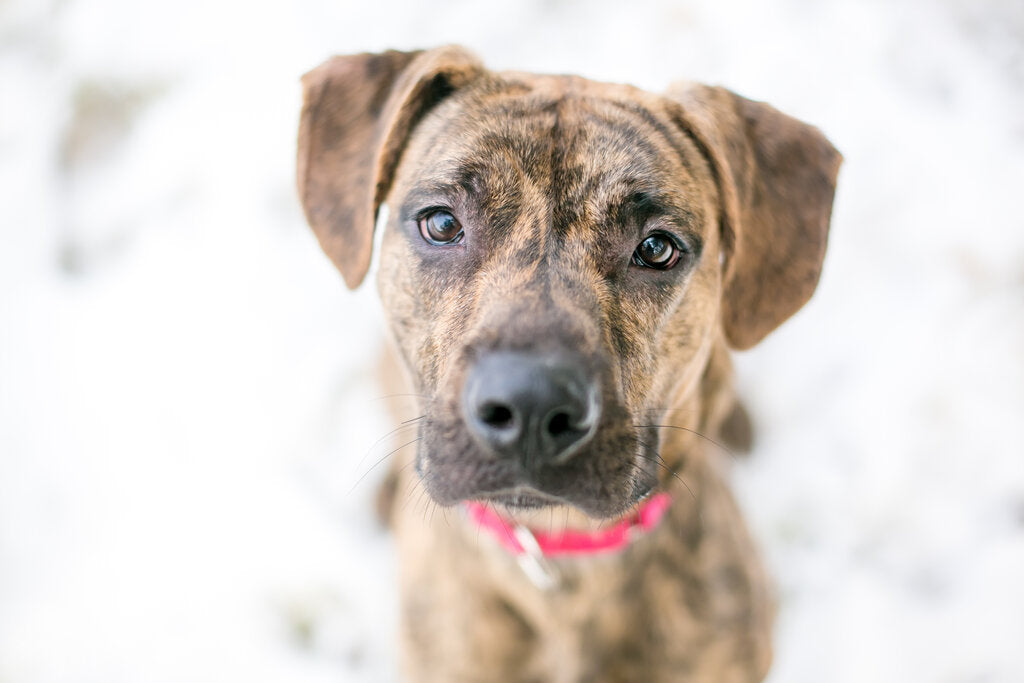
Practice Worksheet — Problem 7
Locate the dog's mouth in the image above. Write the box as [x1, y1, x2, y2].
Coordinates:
[475, 487, 567, 512]
[474, 480, 660, 519]
[415, 419, 663, 520]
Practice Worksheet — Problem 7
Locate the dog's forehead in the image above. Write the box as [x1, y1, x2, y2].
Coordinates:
[402, 74, 711, 234]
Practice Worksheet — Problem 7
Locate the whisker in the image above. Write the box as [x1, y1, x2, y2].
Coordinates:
[628, 435, 704, 529]
[639, 407, 699, 418]
[427, 498, 442, 526]
[349, 436, 421, 494]
[394, 460, 420, 509]
[633, 422, 737, 462]
[353, 417, 425, 473]
[628, 434, 698, 502]
[634, 452, 696, 502]
[371, 393, 430, 402]
[412, 485, 431, 521]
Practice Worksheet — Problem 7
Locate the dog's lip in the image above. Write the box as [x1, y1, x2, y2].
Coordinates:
[471, 484, 655, 515]
[444, 452, 661, 517]
[635, 486, 656, 503]
[472, 487, 566, 511]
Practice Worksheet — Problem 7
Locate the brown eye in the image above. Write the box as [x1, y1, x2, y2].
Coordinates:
[632, 233, 681, 269]
[418, 210, 463, 245]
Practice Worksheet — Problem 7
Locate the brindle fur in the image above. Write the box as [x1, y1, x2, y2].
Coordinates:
[297, 46, 840, 682]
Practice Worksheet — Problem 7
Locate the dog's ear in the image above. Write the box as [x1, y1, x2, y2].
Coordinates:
[297, 46, 484, 288]
[667, 84, 841, 349]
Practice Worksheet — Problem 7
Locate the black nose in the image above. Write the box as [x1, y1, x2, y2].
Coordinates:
[462, 351, 600, 469]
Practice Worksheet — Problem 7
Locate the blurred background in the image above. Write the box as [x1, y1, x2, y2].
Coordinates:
[2, 0, 1022, 681]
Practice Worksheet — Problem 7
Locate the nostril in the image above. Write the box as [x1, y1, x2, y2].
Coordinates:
[545, 411, 573, 437]
[479, 402, 515, 429]
[462, 351, 600, 465]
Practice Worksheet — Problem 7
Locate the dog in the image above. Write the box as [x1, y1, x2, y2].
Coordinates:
[296, 45, 840, 682]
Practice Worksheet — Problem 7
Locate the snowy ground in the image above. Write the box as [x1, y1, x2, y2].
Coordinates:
[2, 0, 1022, 681]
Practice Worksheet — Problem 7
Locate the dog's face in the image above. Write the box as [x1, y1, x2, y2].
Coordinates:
[377, 80, 723, 517]
[297, 47, 840, 519]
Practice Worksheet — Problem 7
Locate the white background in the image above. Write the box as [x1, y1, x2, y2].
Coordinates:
[2, 0, 1022, 681]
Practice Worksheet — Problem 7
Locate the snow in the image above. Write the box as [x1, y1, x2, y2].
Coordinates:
[1, 0, 1022, 681]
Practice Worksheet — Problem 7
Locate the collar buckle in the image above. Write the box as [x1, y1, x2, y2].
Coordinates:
[512, 525, 559, 590]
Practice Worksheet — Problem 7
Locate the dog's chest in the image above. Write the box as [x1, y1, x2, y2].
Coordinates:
[422, 475, 769, 681]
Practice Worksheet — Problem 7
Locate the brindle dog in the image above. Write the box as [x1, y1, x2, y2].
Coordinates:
[297, 46, 840, 682]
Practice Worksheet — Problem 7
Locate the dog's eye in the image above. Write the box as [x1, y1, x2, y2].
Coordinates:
[632, 232, 682, 270]
[418, 210, 464, 245]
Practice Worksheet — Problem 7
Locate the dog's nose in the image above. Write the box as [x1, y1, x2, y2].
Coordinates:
[462, 351, 600, 468]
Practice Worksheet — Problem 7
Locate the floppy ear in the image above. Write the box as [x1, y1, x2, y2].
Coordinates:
[297, 46, 484, 288]
[667, 84, 841, 350]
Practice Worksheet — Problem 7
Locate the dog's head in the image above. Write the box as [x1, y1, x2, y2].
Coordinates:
[297, 47, 840, 519]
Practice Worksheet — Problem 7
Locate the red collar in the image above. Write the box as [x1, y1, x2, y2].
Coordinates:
[463, 492, 673, 558]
